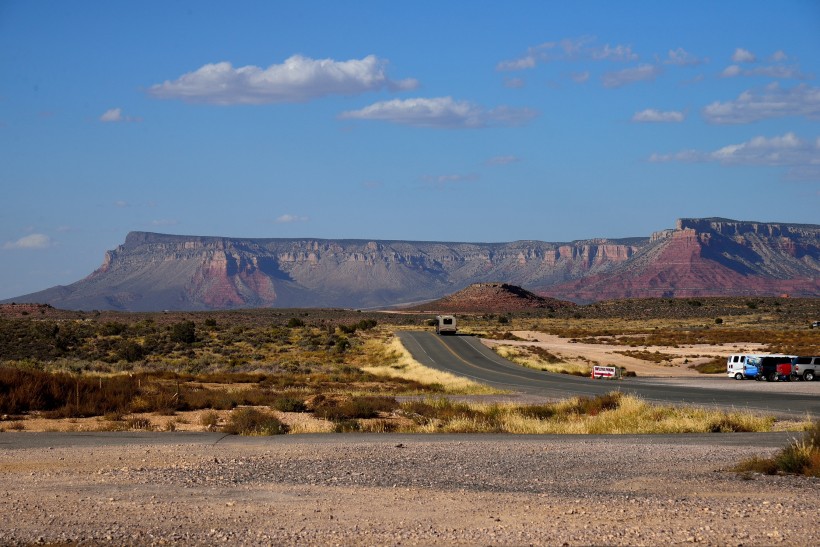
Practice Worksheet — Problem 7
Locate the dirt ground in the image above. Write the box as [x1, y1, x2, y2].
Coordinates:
[1, 433, 818, 546]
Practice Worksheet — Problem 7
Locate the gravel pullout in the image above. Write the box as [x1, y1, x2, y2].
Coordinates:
[1, 433, 818, 545]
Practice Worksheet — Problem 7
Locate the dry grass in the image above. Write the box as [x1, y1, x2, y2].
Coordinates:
[493, 345, 591, 376]
[393, 393, 781, 434]
[734, 420, 820, 477]
[360, 336, 501, 394]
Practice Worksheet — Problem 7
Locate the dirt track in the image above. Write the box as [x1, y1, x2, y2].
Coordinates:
[1, 432, 818, 545]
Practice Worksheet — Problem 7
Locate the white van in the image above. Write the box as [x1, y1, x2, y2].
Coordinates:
[726, 354, 763, 380]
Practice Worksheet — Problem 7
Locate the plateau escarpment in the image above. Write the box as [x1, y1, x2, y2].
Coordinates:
[5, 218, 819, 311]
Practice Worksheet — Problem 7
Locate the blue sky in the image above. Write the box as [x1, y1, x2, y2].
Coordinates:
[1, 1, 819, 299]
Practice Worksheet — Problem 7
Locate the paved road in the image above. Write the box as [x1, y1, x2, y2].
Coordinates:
[398, 331, 820, 418]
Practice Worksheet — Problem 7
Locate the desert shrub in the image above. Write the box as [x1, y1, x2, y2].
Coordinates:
[564, 392, 623, 416]
[223, 408, 288, 435]
[286, 317, 305, 328]
[0, 367, 139, 417]
[518, 404, 556, 420]
[708, 417, 757, 433]
[100, 321, 128, 336]
[199, 410, 220, 429]
[400, 398, 483, 424]
[313, 396, 398, 421]
[116, 340, 144, 362]
[333, 419, 361, 433]
[126, 417, 153, 430]
[271, 394, 307, 413]
[170, 321, 196, 344]
[734, 420, 820, 477]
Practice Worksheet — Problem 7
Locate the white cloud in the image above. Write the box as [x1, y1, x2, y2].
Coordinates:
[150, 219, 178, 227]
[339, 97, 538, 128]
[3, 234, 53, 250]
[496, 36, 633, 71]
[148, 55, 418, 105]
[720, 63, 807, 80]
[591, 44, 638, 62]
[602, 64, 661, 88]
[771, 50, 788, 62]
[100, 108, 122, 122]
[649, 132, 820, 179]
[114, 200, 129, 208]
[422, 173, 479, 186]
[496, 55, 537, 71]
[100, 107, 140, 123]
[486, 155, 521, 166]
[732, 48, 757, 63]
[664, 47, 703, 66]
[570, 71, 590, 83]
[632, 109, 685, 123]
[703, 83, 820, 124]
[720, 65, 742, 78]
[275, 214, 309, 223]
[504, 77, 525, 89]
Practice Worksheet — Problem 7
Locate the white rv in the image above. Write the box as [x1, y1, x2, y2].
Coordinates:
[435, 315, 457, 335]
[726, 354, 764, 380]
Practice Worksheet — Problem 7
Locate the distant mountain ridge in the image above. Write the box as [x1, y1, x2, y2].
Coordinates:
[5, 218, 818, 311]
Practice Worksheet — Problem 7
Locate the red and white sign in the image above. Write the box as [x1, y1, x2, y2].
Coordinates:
[592, 366, 617, 379]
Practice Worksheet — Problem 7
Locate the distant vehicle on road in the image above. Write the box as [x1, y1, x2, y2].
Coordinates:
[435, 315, 457, 335]
[792, 356, 820, 381]
[726, 354, 762, 380]
[811, 321, 820, 329]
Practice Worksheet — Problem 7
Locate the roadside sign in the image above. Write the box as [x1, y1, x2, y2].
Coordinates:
[592, 365, 619, 379]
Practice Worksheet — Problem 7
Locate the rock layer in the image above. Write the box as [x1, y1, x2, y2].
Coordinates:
[5, 218, 818, 310]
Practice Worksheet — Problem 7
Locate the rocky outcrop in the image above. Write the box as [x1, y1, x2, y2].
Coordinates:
[4, 218, 818, 310]
[410, 282, 576, 313]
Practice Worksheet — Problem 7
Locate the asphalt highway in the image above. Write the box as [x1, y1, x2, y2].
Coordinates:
[397, 331, 820, 418]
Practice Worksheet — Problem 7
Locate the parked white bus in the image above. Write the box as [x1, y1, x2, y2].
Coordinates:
[435, 315, 457, 335]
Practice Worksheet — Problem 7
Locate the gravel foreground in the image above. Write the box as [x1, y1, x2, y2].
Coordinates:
[1, 432, 818, 546]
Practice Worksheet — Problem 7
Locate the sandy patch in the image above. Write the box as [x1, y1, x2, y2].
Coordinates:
[481, 330, 768, 378]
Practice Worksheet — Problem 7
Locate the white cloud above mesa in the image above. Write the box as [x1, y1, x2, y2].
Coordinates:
[649, 132, 820, 179]
[3, 234, 53, 250]
[632, 109, 684, 123]
[148, 55, 418, 105]
[602, 64, 661, 88]
[339, 97, 538, 128]
[703, 83, 820, 124]
[275, 214, 309, 223]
